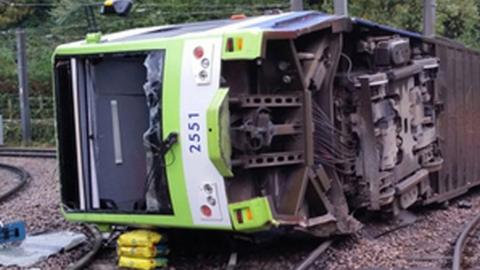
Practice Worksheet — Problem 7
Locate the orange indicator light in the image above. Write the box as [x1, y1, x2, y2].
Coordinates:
[230, 14, 247, 20]
[236, 38, 244, 51]
[246, 208, 253, 221]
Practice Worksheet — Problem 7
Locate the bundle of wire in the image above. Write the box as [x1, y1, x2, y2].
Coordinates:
[312, 104, 356, 174]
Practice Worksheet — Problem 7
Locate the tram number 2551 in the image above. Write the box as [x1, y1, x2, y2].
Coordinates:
[187, 113, 202, 153]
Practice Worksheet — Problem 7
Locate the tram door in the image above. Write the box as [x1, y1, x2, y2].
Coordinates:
[89, 56, 149, 211]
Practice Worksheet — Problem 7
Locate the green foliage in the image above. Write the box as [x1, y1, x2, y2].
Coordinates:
[0, 92, 54, 144]
[3, 119, 55, 146]
[0, 1, 34, 28]
[436, 0, 480, 47]
[0, 34, 16, 92]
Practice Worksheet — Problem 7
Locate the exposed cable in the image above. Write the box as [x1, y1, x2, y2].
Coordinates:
[312, 103, 357, 174]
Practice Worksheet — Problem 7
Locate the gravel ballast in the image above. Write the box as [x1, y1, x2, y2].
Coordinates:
[323, 191, 480, 270]
[0, 157, 89, 270]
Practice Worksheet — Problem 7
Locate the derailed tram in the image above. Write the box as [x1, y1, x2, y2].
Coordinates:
[53, 11, 477, 236]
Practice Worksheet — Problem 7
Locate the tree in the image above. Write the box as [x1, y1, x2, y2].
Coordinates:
[0, 0, 52, 29]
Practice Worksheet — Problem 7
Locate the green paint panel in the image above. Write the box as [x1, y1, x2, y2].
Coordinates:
[221, 30, 264, 60]
[207, 88, 233, 177]
[161, 39, 193, 226]
[228, 197, 276, 231]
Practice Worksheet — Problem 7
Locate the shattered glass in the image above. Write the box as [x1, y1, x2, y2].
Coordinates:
[143, 51, 172, 213]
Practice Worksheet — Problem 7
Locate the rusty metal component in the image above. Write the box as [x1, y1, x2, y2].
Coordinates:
[356, 76, 385, 210]
[277, 167, 309, 216]
[230, 94, 302, 108]
[232, 108, 275, 151]
[346, 34, 442, 212]
[429, 41, 480, 203]
[237, 151, 305, 169]
[223, 13, 480, 238]
[224, 23, 359, 237]
[374, 37, 411, 66]
[396, 169, 429, 194]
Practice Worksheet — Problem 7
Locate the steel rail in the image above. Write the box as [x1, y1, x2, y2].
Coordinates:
[0, 163, 30, 202]
[0, 152, 57, 159]
[294, 240, 333, 270]
[0, 147, 55, 153]
[452, 212, 480, 270]
[66, 224, 103, 270]
[0, 147, 56, 159]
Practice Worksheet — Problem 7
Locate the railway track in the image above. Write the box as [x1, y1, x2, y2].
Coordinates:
[0, 162, 30, 202]
[67, 224, 103, 270]
[294, 240, 332, 270]
[0, 158, 102, 269]
[0, 147, 56, 159]
[452, 212, 480, 270]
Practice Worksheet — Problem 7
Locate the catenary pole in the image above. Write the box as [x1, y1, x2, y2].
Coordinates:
[423, 0, 436, 37]
[16, 29, 32, 145]
[290, 0, 303, 11]
[334, 0, 348, 16]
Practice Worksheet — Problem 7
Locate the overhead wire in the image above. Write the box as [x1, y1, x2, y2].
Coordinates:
[0, 1, 288, 8]
[0, 1, 100, 7]
[0, 1, 289, 35]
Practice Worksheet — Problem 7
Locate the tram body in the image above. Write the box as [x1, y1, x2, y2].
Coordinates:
[54, 12, 476, 236]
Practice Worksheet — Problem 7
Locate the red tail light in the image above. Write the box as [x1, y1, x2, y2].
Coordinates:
[226, 38, 234, 52]
[236, 209, 243, 224]
[194, 46, 204, 59]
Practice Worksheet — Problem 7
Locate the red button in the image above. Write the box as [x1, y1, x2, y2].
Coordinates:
[201, 205, 212, 217]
